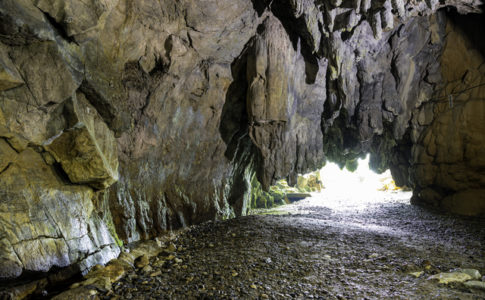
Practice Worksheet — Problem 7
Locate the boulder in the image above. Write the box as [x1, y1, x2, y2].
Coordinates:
[45, 92, 119, 189]
[0, 147, 120, 278]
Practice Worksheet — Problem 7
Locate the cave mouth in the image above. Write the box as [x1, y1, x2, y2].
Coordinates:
[251, 154, 413, 211]
[320, 154, 410, 199]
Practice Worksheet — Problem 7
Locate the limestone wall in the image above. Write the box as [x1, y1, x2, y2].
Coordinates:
[410, 12, 485, 216]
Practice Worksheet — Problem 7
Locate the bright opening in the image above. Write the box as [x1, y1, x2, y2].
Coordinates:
[320, 154, 397, 196]
[250, 154, 413, 211]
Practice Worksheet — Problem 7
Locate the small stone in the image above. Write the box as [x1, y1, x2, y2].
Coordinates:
[323, 255, 331, 260]
[153, 259, 165, 267]
[231, 233, 236, 237]
[150, 271, 162, 277]
[261, 293, 269, 299]
[141, 265, 152, 273]
[464, 281, 485, 290]
[409, 271, 424, 278]
[232, 272, 238, 277]
[428, 272, 472, 284]
[265, 257, 272, 264]
[155, 238, 164, 248]
[167, 243, 176, 252]
[250, 284, 257, 289]
[208, 243, 214, 248]
[166, 255, 176, 261]
[70, 283, 80, 289]
[174, 258, 183, 264]
[368, 253, 378, 259]
[134, 255, 149, 269]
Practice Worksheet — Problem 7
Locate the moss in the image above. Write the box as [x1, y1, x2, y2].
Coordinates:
[345, 159, 358, 172]
[105, 217, 123, 247]
[251, 175, 284, 209]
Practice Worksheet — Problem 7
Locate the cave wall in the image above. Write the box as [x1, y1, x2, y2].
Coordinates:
[410, 10, 485, 215]
[0, 0, 483, 278]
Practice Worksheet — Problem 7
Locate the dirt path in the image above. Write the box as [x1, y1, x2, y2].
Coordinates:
[104, 191, 485, 299]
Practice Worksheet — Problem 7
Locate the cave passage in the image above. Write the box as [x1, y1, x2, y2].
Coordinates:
[2, 0, 485, 298]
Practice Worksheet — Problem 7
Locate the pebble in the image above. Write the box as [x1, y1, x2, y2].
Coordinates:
[167, 243, 177, 252]
[150, 271, 162, 277]
[261, 293, 269, 298]
[408, 271, 424, 278]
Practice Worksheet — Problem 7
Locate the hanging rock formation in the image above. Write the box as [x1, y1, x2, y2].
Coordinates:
[0, 0, 483, 279]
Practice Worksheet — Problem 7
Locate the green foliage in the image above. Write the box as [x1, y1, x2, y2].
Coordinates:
[345, 159, 358, 172]
[250, 176, 289, 209]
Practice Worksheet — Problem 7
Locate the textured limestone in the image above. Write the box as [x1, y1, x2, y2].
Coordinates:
[0, 145, 119, 278]
[0, 47, 23, 91]
[410, 12, 485, 216]
[0, 0, 483, 279]
[45, 92, 119, 189]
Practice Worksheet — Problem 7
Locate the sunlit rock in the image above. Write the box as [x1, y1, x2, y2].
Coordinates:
[428, 272, 473, 284]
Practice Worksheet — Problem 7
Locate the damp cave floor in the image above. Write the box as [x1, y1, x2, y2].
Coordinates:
[102, 191, 485, 300]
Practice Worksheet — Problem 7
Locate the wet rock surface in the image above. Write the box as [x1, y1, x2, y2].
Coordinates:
[93, 192, 484, 299]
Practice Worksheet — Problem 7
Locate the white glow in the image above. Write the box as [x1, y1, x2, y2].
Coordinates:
[320, 154, 392, 197]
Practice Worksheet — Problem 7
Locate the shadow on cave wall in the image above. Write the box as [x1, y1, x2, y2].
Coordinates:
[446, 5, 485, 58]
[218, 45, 262, 212]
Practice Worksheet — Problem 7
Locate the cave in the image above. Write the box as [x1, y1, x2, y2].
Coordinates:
[0, 0, 484, 298]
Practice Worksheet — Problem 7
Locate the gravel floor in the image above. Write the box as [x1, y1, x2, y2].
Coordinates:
[102, 191, 485, 299]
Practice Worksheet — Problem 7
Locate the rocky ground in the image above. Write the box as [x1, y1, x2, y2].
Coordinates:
[87, 191, 485, 299]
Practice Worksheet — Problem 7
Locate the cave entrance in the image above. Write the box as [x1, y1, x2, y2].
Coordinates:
[250, 154, 412, 211]
[321, 154, 402, 197]
[314, 154, 413, 211]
